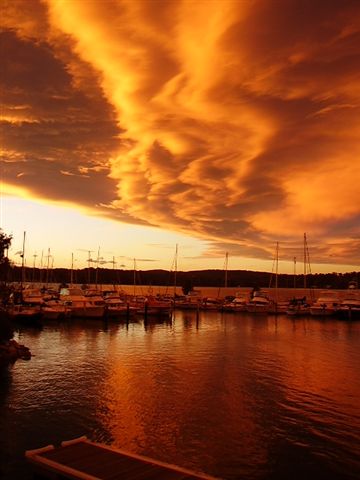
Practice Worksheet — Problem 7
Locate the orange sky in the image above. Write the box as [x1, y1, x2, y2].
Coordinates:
[1, 0, 360, 271]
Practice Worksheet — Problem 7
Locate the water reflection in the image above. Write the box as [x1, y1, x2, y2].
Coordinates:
[1, 313, 359, 479]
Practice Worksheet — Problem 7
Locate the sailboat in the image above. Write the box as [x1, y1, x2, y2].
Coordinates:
[268, 242, 289, 314]
[201, 252, 229, 311]
[287, 233, 312, 316]
[7, 232, 43, 325]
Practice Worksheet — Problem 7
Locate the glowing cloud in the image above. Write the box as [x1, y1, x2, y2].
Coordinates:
[1, 0, 360, 267]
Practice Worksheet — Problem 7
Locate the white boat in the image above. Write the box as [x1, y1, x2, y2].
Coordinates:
[59, 288, 105, 318]
[246, 290, 272, 314]
[201, 297, 222, 311]
[222, 294, 248, 312]
[286, 297, 311, 316]
[22, 288, 45, 306]
[310, 291, 341, 316]
[84, 290, 107, 311]
[7, 288, 44, 325]
[42, 299, 72, 321]
[131, 296, 173, 317]
[337, 294, 360, 320]
[7, 303, 43, 325]
[268, 300, 290, 314]
[104, 296, 137, 318]
[174, 295, 201, 310]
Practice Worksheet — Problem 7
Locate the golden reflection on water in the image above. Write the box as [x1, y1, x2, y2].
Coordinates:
[8, 312, 360, 479]
[95, 314, 269, 472]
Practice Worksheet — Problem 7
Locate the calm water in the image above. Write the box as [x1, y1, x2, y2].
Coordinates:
[1, 311, 360, 479]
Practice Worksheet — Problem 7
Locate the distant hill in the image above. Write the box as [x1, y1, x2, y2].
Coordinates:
[4, 266, 359, 291]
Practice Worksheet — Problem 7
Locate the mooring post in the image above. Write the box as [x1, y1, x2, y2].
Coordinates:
[126, 303, 130, 324]
[144, 302, 148, 323]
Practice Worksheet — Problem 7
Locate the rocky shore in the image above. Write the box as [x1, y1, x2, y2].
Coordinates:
[0, 339, 32, 365]
[0, 307, 32, 365]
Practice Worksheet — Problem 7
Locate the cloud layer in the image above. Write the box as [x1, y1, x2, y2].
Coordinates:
[1, 0, 360, 265]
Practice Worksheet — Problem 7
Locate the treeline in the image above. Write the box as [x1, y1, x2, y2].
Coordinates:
[3, 266, 359, 290]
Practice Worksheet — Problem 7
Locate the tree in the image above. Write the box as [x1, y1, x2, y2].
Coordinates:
[0, 230, 14, 343]
[0, 229, 12, 283]
[0, 229, 12, 264]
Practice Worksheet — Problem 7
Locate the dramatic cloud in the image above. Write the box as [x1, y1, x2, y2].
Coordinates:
[1, 0, 360, 265]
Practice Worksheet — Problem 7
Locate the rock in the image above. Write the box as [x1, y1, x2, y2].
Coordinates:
[0, 339, 32, 364]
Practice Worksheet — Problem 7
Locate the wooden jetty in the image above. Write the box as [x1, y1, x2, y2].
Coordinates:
[25, 436, 219, 480]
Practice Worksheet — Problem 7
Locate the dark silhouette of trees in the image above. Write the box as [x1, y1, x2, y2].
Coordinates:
[0, 230, 14, 343]
[0, 229, 12, 283]
[6, 264, 359, 290]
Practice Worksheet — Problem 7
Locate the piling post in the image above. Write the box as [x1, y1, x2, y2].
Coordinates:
[144, 302, 148, 323]
[126, 303, 130, 324]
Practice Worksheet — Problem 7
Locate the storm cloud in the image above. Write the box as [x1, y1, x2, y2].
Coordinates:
[1, 0, 360, 265]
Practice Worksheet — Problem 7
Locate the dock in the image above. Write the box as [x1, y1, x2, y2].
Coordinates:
[25, 436, 219, 480]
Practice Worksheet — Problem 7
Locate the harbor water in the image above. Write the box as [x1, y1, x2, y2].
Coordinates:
[1, 310, 360, 479]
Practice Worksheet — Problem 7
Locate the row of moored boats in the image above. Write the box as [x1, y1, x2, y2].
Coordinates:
[5, 287, 360, 325]
[221, 290, 360, 318]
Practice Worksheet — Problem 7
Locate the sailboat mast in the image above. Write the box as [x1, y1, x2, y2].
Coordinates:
[70, 253, 74, 286]
[95, 246, 100, 288]
[20, 231, 26, 290]
[293, 256, 297, 289]
[224, 252, 228, 289]
[112, 256, 116, 290]
[275, 242, 279, 303]
[303, 233, 307, 289]
[173, 244, 178, 298]
[39, 249, 43, 283]
[87, 251, 91, 285]
[32, 252, 37, 283]
[45, 248, 50, 286]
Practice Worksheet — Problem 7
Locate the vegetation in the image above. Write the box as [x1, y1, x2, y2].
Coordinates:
[0, 229, 12, 282]
[0, 230, 14, 343]
[5, 264, 359, 290]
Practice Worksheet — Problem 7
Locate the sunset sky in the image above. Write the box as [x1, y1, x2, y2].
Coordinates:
[1, 0, 360, 273]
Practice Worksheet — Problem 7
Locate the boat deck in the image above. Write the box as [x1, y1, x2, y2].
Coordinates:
[26, 436, 218, 480]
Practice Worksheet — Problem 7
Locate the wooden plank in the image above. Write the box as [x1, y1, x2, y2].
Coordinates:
[26, 437, 219, 480]
[41, 443, 165, 478]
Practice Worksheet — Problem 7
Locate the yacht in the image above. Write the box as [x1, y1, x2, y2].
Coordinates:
[7, 289, 43, 325]
[59, 287, 105, 318]
[141, 296, 173, 317]
[246, 290, 272, 314]
[222, 294, 248, 312]
[7, 303, 43, 325]
[286, 297, 311, 316]
[42, 299, 72, 321]
[104, 296, 137, 318]
[337, 293, 360, 320]
[201, 297, 222, 311]
[310, 291, 341, 316]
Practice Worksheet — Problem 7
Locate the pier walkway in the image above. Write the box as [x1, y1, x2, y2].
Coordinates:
[26, 436, 219, 480]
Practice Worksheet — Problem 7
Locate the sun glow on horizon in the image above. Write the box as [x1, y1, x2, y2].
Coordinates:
[1, 195, 358, 275]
